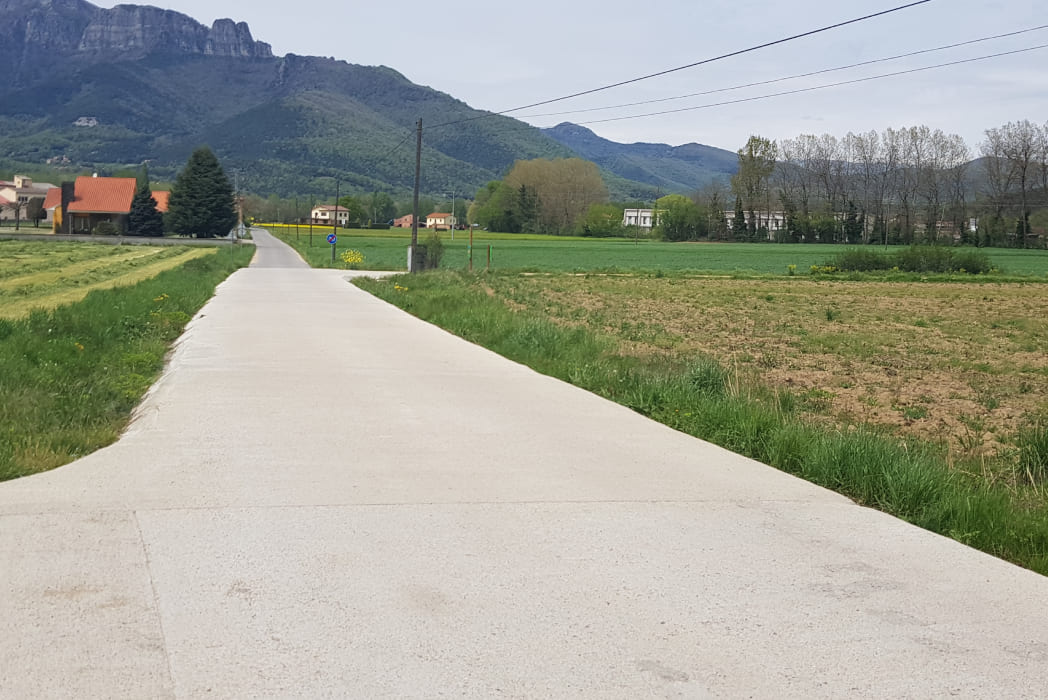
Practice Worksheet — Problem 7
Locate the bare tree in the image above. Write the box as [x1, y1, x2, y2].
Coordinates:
[731, 135, 777, 239]
[999, 120, 1039, 247]
[981, 126, 1017, 244]
[1, 198, 25, 231]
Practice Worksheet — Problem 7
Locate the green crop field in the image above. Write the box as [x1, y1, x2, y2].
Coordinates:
[265, 224, 1048, 277]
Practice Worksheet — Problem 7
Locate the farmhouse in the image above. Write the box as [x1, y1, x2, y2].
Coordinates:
[63, 176, 137, 234]
[48, 176, 168, 234]
[311, 205, 350, 227]
[426, 212, 455, 230]
[393, 214, 418, 228]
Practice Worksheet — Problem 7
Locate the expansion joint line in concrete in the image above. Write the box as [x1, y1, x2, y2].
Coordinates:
[133, 509, 175, 692]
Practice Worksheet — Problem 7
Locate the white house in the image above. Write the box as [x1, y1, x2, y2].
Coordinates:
[623, 208, 654, 230]
[426, 212, 456, 230]
[311, 205, 350, 226]
[723, 210, 788, 237]
[0, 176, 58, 222]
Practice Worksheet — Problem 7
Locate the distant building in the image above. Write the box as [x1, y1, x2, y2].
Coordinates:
[623, 208, 654, 230]
[426, 212, 455, 230]
[311, 205, 350, 227]
[73, 117, 99, 127]
[0, 176, 59, 223]
[393, 214, 417, 228]
[151, 190, 170, 213]
[723, 210, 788, 238]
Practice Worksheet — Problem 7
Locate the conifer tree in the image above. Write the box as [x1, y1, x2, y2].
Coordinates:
[128, 181, 165, 237]
[168, 147, 236, 238]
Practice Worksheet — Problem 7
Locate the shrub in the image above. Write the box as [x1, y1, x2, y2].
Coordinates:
[829, 248, 889, 272]
[417, 232, 444, 270]
[893, 245, 955, 273]
[951, 249, 993, 275]
[92, 221, 119, 236]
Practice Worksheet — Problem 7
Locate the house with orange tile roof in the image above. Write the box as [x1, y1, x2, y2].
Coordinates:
[151, 190, 170, 213]
[426, 212, 456, 230]
[42, 187, 63, 231]
[64, 176, 137, 234]
[49, 177, 172, 234]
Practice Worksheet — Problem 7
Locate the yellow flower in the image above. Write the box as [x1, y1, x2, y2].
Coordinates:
[75, 342, 84, 352]
[340, 249, 365, 265]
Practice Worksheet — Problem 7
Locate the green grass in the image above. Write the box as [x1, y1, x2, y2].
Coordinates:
[356, 271, 1048, 576]
[0, 242, 215, 319]
[0, 245, 254, 480]
[268, 224, 1048, 277]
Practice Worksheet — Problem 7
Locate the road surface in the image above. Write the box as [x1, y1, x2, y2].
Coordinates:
[2, 229, 1046, 698]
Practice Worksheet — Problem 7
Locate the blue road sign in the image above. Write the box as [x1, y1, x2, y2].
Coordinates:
[327, 233, 337, 245]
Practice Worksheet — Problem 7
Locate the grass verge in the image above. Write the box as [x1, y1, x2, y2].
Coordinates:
[356, 271, 1048, 576]
[0, 245, 254, 480]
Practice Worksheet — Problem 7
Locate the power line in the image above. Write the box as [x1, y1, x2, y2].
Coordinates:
[516, 24, 1048, 121]
[428, 0, 935, 130]
[567, 44, 1048, 126]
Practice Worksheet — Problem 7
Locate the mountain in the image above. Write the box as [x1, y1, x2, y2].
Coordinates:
[2, 0, 660, 199]
[543, 123, 738, 194]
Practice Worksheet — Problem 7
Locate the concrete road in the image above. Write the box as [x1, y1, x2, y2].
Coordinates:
[2, 229, 1046, 698]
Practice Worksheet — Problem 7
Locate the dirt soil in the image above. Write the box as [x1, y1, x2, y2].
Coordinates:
[499, 275, 1048, 458]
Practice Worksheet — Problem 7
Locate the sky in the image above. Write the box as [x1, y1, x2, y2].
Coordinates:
[93, 0, 1046, 153]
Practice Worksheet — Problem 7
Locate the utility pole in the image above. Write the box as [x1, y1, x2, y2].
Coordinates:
[333, 178, 340, 263]
[233, 169, 242, 239]
[409, 118, 422, 272]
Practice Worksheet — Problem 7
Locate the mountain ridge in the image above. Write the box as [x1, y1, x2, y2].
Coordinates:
[543, 123, 738, 193]
[0, 1, 720, 200]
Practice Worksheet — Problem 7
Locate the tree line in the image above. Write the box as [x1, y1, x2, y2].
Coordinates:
[696, 120, 1048, 248]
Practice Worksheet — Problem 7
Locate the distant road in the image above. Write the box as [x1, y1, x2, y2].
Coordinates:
[1, 228, 1046, 698]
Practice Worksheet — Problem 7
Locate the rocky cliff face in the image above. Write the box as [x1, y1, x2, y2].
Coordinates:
[77, 5, 271, 58]
[2, 0, 271, 85]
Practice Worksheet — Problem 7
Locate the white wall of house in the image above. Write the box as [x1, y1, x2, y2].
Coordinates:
[623, 208, 654, 229]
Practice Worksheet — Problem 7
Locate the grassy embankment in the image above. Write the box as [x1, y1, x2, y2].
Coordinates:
[354, 269, 1048, 576]
[0, 241, 253, 480]
[265, 223, 1048, 277]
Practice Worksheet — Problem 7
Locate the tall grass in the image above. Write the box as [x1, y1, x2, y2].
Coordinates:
[0, 246, 253, 480]
[357, 271, 1048, 576]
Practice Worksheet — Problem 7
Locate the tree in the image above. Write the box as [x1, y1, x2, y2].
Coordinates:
[26, 197, 45, 228]
[2, 198, 24, 230]
[337, 195, 367, 224]
[167, 146, 237, 238]
[731, 195, 747, 240]
[503, 158, 608, 235]
[843, 201, 864, 244]
[578, 203, 624, 237]
[128, 182, 165, 237]
[365, 192, 396, 223]
[731, 135, 777, 240]
[999, 120, 1040, 248]
[470, 181, 521, 233]
[655, 194, 702, 241]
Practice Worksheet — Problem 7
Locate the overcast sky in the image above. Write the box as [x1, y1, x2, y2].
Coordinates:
[94, 0, 1046, 153]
